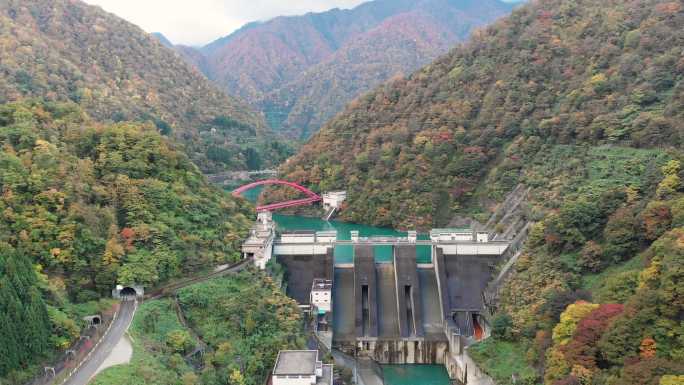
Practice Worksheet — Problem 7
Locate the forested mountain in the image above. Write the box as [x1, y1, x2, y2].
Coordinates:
[189, 0, 513, 139]
[279, 0, 684, 383]
[259, 6, 494, 139]
[0, 0, 290, 172]
[151, 32, 173, 48]
[282, 0, 683, 229]
[0, 101, 253, 381]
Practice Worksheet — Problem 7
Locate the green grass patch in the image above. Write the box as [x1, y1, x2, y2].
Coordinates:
[177, 270, 305, 385]
[92, 299, 195, 385]
[523, 145, 669, 203]
[90, 333, 188, 385]
[130, 299, 193, 347]
[92, 272, 305, 385]
[91, 299, 195, 385]
[582, 254, 643, 292]
[582, 254, 644, 303]
[468, 339, 537, 385]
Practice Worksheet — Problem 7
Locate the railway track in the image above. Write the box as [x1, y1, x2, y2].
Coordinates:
[146, 257, 253, 300]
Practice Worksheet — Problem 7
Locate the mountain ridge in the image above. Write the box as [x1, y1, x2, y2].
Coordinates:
[172, 0, 514, 139]
[0, 0, 290, 173]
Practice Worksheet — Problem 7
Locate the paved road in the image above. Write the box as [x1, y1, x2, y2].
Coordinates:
[63, 299, 137, 385]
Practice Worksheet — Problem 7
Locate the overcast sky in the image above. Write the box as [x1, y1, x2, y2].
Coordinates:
[82, 0, 368, 46]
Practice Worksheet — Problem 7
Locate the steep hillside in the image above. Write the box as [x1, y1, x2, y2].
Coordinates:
[198, 0, 513, 139]
[259, 9, 461, 139]
[280, 0, 684, 383]
[151, 32, 173, 48]
[282, 0, 683, 228]
[0, 0, 289, 172]
[0, 101, 252, 381]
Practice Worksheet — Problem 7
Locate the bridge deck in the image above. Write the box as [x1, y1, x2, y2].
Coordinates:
[274, 239, 510, 248]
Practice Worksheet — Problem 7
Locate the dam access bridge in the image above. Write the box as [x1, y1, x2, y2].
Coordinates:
[241, 212, 518, 382]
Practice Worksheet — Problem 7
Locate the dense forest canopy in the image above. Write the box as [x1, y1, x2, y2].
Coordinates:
[181, 0, 513, 140]
[0, 101, 253, 380]
[280, 0, 683, 229]
[0, 0, 291, 172]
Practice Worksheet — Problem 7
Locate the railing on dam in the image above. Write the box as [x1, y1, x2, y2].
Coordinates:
[273, 237, 511, 256]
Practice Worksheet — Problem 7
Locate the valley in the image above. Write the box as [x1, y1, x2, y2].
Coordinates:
[158, 0, 515, 139]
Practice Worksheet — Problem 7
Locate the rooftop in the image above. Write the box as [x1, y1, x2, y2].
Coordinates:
[312, 279, 333, 290]
[273, 350, 318, 376]
[430, 228, 472, 234]
[281, 230, 316, 235]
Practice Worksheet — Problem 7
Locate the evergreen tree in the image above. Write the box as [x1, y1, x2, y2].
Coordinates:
[0, 248, 51, 377]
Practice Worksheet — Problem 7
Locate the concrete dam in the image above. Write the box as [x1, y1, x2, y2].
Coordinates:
[242, 212, 516, 382]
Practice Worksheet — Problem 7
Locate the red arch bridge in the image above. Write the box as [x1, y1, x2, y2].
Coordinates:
[232, 179, 322, 211]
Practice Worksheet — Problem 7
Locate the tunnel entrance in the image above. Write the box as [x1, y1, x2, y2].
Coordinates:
[120, 287, 137, 298]
[92, 316, 101, 325]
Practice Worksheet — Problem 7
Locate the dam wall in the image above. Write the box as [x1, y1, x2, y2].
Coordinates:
[276, 247, 334, 305]
[333, 245, 450, 364]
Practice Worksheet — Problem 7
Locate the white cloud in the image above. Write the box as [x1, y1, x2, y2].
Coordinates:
[82, 0, 368, 46]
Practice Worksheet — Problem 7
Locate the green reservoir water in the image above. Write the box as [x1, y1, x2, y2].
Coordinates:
[273, 214, 432, 264]
[236, 185, 431, 263]
[382, 365, 451, 385]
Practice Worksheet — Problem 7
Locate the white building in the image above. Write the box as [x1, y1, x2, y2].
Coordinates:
[322, 191, 347, 209]
[281, 231, 317, 244]
[272, 350, 332, 385]
[310, 279, 332, 314]
[242, 212, 276, 269]
[429, 228, 475, 242]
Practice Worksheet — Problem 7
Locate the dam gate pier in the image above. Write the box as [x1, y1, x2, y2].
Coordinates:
[242, 215, 515, 384]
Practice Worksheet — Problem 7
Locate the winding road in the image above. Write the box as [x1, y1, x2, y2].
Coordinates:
[63, 299, 137, 385]
[60, 258, 252, 385]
